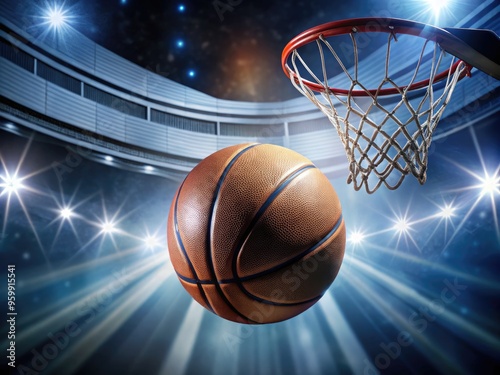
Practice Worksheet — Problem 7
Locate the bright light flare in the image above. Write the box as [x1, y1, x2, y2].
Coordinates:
[479, 173, 500, 198]
[43, 4, 69, 30]
[439, 203, 455, 219]
[0, 173, 24, 197]
[143, 235, 161, 250]
[393, 217, 411, 234]
[100, 220, 117, 235]
[59, 206, 74, 220]
[349, 231, 365, 245]
[426, 0, 449, 14]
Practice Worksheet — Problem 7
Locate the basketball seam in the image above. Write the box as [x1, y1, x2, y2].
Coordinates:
[229, 164, 316, 306]
[207, 143, 260, 324]
[235, 217, 344, 306]
[176, 269, 326, 307]
[230, 164, 316, 284]
[249, 294, 322, 307]
[176, 215, 344, 285]
[173, 179, 214, 313]
[177, 215, 344, 305]
[238, 215, 344, 283]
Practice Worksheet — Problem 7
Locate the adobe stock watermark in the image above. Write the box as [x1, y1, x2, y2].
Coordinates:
[50, 122, 115, 182]
[213, 0, 243, 22]
[363, 278, 467, 374]
[317, 4, 403, 63]
[14, 268, 130, 375]
[51, 138, 94, 183]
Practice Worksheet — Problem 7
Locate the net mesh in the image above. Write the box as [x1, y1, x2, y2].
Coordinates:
[288, 32, 468, 193]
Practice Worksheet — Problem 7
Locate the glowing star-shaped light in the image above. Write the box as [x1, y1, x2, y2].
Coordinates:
[100, 220, 117, 235]
[439, 203, 455, 219]
[43, 4, 69, 30]
[393, 217, 411, 234]
[59, 206, 74, 220]
[0, 173, 24, 197]
[143, 235, 161, 250]
[349, 231, 365, 245]
[478, 173, 500, 198]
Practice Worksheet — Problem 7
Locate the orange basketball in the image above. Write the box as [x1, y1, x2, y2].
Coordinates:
[167, 143, 345, 324]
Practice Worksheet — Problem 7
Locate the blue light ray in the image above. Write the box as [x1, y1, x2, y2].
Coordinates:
[318, 292, 371, 374]
[351, 244, 500, 290]
[14, 252, 168, 355]
[345, 268, 467, 374]
[160, 300, 205, 374]
[348, 256, 500, 357]
[49, 261, 170, 374]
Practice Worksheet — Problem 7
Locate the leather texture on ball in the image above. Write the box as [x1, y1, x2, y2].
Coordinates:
[167, 143, 345, 324]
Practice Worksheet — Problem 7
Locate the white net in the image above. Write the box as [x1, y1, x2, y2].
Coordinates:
[288, 32, 468, 193]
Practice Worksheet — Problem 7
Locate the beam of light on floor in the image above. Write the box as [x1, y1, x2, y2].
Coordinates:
[348, 255, 500, 357]
[318, 292, 372, 375]
[126, 282, 186, 373]
[15, 253, 169, 354]
[210, 319, 241, 375]
[345, 269, 466, 375]
[354, 244, 500, 291]
[160, 300, 205, 375]
[269, 326, 283, 375]
[19, 244, 165, 293]
[49, 264, 170, 374]
[283, 315, 322, 375]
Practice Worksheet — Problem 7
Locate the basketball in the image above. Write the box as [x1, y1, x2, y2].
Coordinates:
[167, 143, 345, 324]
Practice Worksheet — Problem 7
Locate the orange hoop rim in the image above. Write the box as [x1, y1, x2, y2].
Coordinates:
[281, 17, 472, 96]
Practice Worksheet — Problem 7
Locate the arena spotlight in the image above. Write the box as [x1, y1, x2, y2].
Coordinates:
[439, 203, 455, 219]
[479, 172, 500, 198]
[100, 220, 117, 235]
[59, 206, 74, 220]
[349, 230, 365, 245]
[426, 0, 449, 15]
[143, 234, 161, 250]
[0, 173, 24, 197]
[393, 217, 411, 234]
[43, 4, 69, 30]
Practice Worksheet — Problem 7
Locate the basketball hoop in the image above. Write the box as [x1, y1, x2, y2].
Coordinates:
[282, 17, 474, 193]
